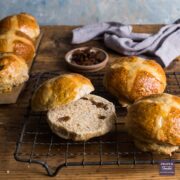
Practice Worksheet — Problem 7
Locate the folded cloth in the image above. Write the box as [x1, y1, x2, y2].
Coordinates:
[72, 21, 180, 67]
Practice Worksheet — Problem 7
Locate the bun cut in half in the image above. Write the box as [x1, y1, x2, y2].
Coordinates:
[47, 94, 116, 141]
[126, 93, 180, 155]
[31, 73, 94, 111]
[103, 56, 166, 107]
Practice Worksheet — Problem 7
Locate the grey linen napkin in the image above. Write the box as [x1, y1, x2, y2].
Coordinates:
[72, 22, 180, 67]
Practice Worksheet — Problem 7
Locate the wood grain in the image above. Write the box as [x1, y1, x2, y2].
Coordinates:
[0, 25, 180, 179]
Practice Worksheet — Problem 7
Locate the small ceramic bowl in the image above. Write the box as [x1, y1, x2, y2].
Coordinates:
[65, 47, 109, 72]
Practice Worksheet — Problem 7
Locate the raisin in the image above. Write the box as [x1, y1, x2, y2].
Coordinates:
[98, 115, 106, 119]
[58, 116, 70, 122]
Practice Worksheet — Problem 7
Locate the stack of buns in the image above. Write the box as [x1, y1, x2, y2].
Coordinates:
[0, 12, 40, 93]
[31, 73, 116, 141]
[31, 55, 179, 154]
[3, 12, 178, 157]
[104, 56, 179, 155]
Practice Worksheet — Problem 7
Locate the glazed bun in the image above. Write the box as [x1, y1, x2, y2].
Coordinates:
[0, 53, 29, 93]
[103, 56, 166, 106]
[0, 12, 40, 40]
[31, 73, 94, 111]
[0, 29, 35, 63]
[126, 93, 180, 155]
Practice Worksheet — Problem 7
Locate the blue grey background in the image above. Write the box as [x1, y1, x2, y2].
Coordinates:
[0, 0, 179, 25]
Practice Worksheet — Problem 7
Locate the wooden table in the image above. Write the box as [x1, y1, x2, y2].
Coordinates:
[0, 25, 180, 179]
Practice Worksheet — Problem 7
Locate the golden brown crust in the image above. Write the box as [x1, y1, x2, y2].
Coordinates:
[0, 29, 35, 62]
[134, 140, 179, 156]
[0, 12, 40, 40]
[130, 70, 165, 100]
[103, 56, 166, 106]
[31, 73, 94, 111]
[166, 107, 180, 145]
[15, 30, 34, 43]
[0, 53, 29, 92]
[126, 93, 180, 150]
[173, 96, 180, 104]
[104, 67, 129, 100]
[13, 40, 34, 61]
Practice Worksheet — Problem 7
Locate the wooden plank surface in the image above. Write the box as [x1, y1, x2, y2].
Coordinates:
[0, 25, 180, 179]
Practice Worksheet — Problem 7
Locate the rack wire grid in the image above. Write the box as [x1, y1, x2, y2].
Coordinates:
[14, 71, 180, 176]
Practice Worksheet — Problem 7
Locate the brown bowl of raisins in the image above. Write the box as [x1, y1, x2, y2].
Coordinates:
[65, 47, 109, 72]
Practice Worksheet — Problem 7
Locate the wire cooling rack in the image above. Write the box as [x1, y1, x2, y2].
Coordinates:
[14, 71, 180, 176]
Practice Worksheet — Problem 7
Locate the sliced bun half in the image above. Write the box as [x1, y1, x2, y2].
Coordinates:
[47, 94, 116, 141]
